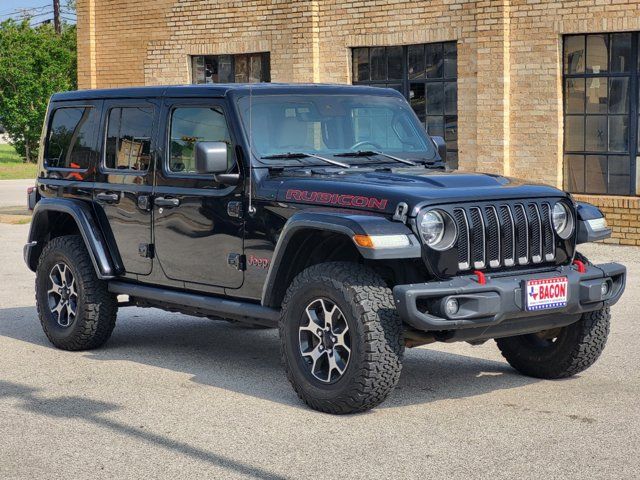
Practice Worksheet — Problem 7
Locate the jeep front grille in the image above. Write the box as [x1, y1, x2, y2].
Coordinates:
[453, 201, 556, 271]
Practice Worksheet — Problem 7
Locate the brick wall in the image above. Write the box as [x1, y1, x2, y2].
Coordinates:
[77, 0, 640, 243]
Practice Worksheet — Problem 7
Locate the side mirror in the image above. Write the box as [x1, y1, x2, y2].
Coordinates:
[195, 141, 229, 174]
[431, 136, 447, 163]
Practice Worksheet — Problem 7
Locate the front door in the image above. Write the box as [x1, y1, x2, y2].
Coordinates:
[152, 98, 244, 289]
[94, 99, 159, 276]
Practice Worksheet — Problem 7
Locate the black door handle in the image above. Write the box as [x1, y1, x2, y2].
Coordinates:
[96, 192, 120, 203]
[155, 197, 180, 208]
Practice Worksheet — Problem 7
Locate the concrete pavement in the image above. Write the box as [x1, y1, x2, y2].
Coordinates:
[0, 222, 638, 479]
[0, 179, 33, 208]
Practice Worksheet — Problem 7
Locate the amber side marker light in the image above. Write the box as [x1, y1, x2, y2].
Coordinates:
[353, 234, 411, 249]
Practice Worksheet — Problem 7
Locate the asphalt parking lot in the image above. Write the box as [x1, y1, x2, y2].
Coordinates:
[1, 221, 639, 479]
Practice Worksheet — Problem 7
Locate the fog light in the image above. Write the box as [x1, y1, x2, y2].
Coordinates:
[601, 282, 610, 297]
[445, 298, 460, 317]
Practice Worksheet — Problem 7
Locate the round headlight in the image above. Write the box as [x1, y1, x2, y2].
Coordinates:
[552, 202, 574, 239]
[418, 210, 457, 250]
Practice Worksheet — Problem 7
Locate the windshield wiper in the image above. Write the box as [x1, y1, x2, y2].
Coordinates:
[334, 150, 416, 166]
[261, 152, 349, 168]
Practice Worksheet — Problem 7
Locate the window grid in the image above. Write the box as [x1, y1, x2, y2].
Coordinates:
[352, 42, 458, 169]
[563, 33, 639, 196]
[191, 53, 271, 84]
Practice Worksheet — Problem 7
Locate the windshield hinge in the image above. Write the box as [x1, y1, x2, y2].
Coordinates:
[393, 202, 409, 224]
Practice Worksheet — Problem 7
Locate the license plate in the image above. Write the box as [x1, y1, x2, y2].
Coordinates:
[525, 277, 568, 311]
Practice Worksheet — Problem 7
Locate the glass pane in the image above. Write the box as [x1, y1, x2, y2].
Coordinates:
[610, 33, 632, 73]
[191, 56, 206, 84]
[352, 48, 369, 82]
[586, 34, 608, 74]
[218, 55, 233, 83]
[234, 54, 249, 83]
[585, 155, 607, 193]
[46, 108, 93, 169]
[409, 83, 425, 123]
[564, 35, 585, 74]
[564, 154, 585, 192]
[565, 78, 585, 114]
[426, 116, 444, 137]
[608, 155, 631, 194]
[387, 46, 403, 80]
[105, 107, 153, 171]
[444, 81, 457, 115]
[169, 107, 231, 174]
[447, 150, 459, 170]
[249, 54, 262, 83]
[586, 77, 607, 114]
[585, 115, 607, 151]
[425, 43, 444, 78]
[426, 83, 443, 115]
[370, 47, 386, 80]
[385, 83, 403, 93]
[408, 45, 425, 79]
[608, 77, 628, 114]
[444, 116, 457, 150]
[565, 115, 584, 151]
[609, 116, 629, 153]
[444, 42, 457, 78]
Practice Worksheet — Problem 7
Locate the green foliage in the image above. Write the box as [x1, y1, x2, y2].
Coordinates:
[0, 20, 77, 163]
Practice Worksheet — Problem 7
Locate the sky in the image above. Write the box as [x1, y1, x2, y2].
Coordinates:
[0, 1, 76, 25]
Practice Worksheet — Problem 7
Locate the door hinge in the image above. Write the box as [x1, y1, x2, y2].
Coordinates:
[227, 253, 246, 271]
[227, 201, 243, 218]
[139, 243, 155, 259]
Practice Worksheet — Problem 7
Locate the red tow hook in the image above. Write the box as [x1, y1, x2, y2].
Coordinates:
[473, 270, 487, 285]
[573, 259, 586, 273]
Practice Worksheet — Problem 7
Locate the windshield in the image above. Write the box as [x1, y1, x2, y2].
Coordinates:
[236, 93, 437, 164]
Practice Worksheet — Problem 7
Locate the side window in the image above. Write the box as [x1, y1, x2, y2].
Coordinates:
[169, 106, 231, 174]
[105, 107, 153, 171]
[45, 107, 97, 169]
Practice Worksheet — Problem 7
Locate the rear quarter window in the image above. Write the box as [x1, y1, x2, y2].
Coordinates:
[45, 107, 98, 170]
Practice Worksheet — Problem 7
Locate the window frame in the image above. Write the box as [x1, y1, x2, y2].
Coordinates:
[563, 32, 639, 196]
[164, 102, 235, 179]
[101, 104, 156, 175]
[44, 105, 96, 173]
[351, 42, 458, 168]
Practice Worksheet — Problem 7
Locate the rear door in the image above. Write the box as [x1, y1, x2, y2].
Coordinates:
[93, 99, 159, 276]
[152, 97, 244, 289]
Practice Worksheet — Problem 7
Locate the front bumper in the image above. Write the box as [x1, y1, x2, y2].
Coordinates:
[393, 262, 626, 336]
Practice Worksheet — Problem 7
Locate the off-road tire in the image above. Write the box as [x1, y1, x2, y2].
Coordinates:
[495, 307, 610, 379]
[36, 235, 118, 350]
[279, 262, 404, 414]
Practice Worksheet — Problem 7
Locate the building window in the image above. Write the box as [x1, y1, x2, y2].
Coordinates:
[192, 53, 270, 84]
[352, 42, 458, 168]
[563, 33, 639, 196]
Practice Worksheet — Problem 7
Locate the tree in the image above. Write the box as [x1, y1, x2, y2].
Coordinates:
[0, 20, 76, 162]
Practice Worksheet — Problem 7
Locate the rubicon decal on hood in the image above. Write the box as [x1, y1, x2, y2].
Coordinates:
[285, 189, 388, 210]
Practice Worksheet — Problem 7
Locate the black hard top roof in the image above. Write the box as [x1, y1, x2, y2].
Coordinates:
[50, 83, 402, 102]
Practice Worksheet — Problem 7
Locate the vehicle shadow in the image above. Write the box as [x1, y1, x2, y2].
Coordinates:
[0, 306, 540, 412]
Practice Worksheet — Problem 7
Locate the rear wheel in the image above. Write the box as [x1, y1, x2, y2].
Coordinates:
[279, 262, 404, 414]
[496, 308, 610, 379]
[36, 235, 118, 351]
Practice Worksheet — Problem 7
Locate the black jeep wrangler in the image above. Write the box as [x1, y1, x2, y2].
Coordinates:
[25, 84, 626, 414]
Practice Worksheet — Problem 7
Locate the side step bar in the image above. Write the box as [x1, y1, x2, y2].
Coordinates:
[108, 281, 280, 328]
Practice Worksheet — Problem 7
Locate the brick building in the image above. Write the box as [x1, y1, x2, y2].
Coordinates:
[77, 0, 640, 245]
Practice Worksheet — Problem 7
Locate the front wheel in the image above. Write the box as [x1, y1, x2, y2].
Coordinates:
[496, 308, 610, 379]
[279, 262, 404, 414]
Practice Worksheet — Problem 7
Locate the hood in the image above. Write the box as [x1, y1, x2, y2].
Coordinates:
[267, 168, 568, 216]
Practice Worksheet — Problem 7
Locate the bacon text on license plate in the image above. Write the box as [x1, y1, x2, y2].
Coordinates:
[526, 277, 568, 311]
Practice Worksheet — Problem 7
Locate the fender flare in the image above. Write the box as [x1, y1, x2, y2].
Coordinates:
[575, 201, 612, 244]
[261, 210, 421, 307]
[24, 198, 118, 279]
